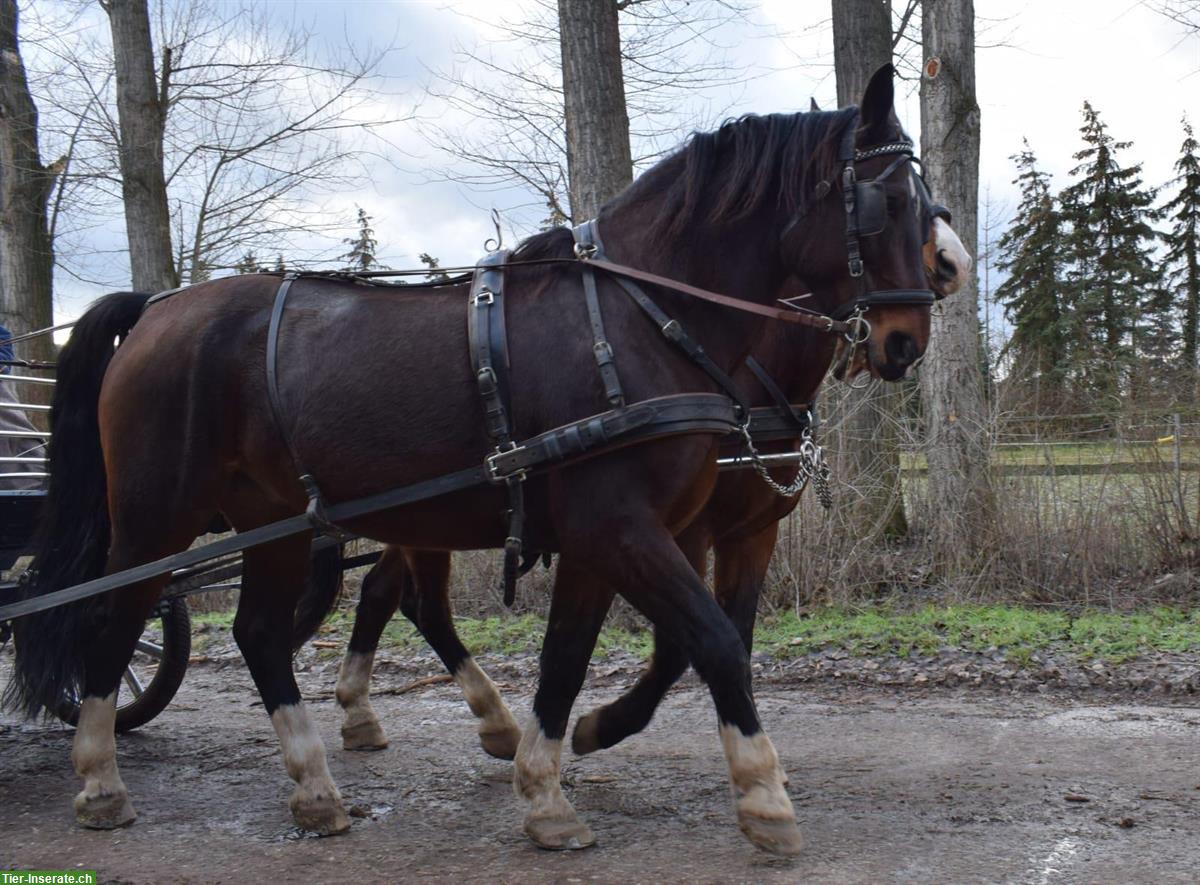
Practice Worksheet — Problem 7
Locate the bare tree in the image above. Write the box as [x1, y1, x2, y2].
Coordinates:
[558, 0, 632, 219]
[103, 0, 177, 292]
[24, 1, 401, 290]
[422, 0, 755, 228]
[0, 0, 59, 365]
[830, 0, 909, 538]
[919, 0, 994, 560]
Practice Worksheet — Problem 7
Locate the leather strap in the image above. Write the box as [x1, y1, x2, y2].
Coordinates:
[573, 221, 624, 407]
[744, 357, 810, 430]
[265, 275, 352, 540]
[0, 392, 738, 624]
[466, 250, 525, 606]
[584, 256, 851, 334]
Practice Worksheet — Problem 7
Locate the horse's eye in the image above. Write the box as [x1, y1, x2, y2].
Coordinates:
[885, 195, 902, 215]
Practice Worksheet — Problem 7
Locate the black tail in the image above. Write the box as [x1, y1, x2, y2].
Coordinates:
[291, 541, 345, 652]
[4, 292, 152, 718]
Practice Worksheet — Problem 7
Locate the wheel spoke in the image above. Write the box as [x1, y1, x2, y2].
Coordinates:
[123, 666, 145, 699]
[136, 638, 164, 660]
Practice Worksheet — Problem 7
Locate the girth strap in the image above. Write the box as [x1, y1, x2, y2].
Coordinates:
[573, 221, 624, 407]
[467, 250, 524, 606]
[265, 273, 352, 541]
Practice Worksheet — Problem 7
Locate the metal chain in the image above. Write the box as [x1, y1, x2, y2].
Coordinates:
[738, 419, 833, 508]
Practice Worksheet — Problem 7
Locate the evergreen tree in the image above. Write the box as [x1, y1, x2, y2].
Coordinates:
[418, 252, 450, 283]
[1163, 116, 1200, 379]
[340, 206, 380, 272]
[1057, 102, 1159, 398]
[995, 143, 1067, 395]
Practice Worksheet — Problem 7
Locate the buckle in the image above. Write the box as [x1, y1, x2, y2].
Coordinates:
[593, 340, 614, 362]
[574, 242, 598, 260]
[476, 365, 498, 393]
[848, 257, 864, 277]
[485, 445, 527, 483]
[473, 288, 495, 306]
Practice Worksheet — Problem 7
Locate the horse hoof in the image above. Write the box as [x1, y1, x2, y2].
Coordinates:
[341, 720, 388, 752]
[478, 722, 521, 760]
[570, 710, 603, 756]
[524, 814, 596, 851]
[738, 814, 805, 856]
[291, 796, 351, 835]
[74, 789, 136, 830]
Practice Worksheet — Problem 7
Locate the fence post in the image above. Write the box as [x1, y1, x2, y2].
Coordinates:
[1173, 412, 1192, 539]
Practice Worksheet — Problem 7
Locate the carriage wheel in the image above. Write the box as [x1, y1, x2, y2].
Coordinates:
[57, 596, 192, 732]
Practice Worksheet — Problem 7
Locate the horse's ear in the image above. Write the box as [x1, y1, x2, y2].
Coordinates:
[859, 63, 897, 141]
[809, 97, 821, 112]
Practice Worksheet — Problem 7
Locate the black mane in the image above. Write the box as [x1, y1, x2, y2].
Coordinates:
[614, 107, 859, 242]
[512, 107, 858, 258]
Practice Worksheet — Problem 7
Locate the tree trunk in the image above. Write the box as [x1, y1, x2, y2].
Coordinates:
[557, 0, 633, 220]
[919, 0, 995, 560]
[105, 0, 177, 292]
[831, 0, 909, 538]
[0, 0, 57, 370]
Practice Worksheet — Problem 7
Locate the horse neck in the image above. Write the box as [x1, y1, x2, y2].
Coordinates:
[744, 322, 836, 405]
[596, 201, 787, 373]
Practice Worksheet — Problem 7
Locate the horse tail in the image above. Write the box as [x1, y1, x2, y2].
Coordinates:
[5, 292, 152, 719]
[291, 541, 345, 651]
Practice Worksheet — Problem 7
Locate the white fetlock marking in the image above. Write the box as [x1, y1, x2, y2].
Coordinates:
[514, 719, 573, 820]
[271, 703, 340, 801]
[455, 658, 518, 734]
[719, 724, 795, 821]
[73, 693, 126, 802]
[336, 651, 380, 731]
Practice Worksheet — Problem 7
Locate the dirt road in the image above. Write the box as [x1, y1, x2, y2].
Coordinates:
[3, 653, 1199, 884]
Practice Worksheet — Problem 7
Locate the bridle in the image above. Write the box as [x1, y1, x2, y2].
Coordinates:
[780, 117, 951, 349]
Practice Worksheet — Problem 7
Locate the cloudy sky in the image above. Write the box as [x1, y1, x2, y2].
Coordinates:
[30, 0, 1199, 330]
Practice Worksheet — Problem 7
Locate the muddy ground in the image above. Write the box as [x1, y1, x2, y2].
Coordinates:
[3, 650, 1200, 884]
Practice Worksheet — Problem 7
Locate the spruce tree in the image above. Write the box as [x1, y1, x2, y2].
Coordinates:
[340, 206, 380, 272]
[996, 142, 1067, 397]
[1058, 102, 1159, 398]
[1164, 116, 1200, 381]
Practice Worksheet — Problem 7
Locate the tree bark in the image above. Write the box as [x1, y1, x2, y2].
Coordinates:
[831, 0, 909, 538]
[557, 0, 633, 220]
[0, 0, 57, 368]
[105, 0, 177, 292]
[919, 0, 995, 559]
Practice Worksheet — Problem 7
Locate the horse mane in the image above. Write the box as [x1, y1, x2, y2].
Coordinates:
[615, 107, 859, 244]
[511, 107, 858, 259]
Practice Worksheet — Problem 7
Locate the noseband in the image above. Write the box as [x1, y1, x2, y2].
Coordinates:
[781, 117, 950, 342]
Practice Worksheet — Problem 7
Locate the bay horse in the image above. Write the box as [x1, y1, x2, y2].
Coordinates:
[327, 170, 969, 760]
[11, 65, 937, 854]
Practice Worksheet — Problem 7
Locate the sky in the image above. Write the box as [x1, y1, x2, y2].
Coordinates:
[28, 0, 1200, 334]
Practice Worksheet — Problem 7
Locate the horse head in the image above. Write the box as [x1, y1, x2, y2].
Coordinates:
[782, 65, 972, 382]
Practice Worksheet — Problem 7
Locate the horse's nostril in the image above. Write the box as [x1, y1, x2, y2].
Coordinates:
[884, 331, 918, 369]
[936, 248, 957, 280]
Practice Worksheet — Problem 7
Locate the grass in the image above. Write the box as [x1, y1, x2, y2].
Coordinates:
[191, 603, 1200, 666]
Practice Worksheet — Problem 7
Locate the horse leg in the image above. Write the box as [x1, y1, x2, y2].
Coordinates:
[235, 534, 349, 835]
[571, 523, 709, 755]
[336, 549, 402, 750]
[712, 522, 779, 654]
[513, 555, 614, 850]
[590, 516, 802, 856]
[71, 552, 174, 829]
[398, 548, 521, 760]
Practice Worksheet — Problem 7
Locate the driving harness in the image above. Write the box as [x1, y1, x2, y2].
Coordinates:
[245, 119, 945, 605]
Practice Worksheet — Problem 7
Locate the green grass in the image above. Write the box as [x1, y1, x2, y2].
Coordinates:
[192, 603, 1200, 666]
